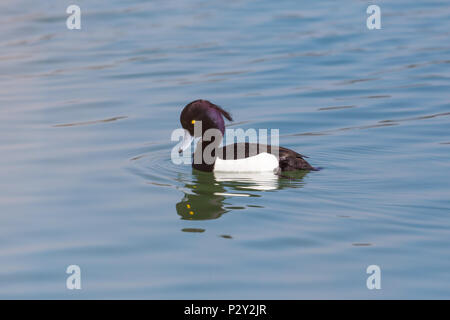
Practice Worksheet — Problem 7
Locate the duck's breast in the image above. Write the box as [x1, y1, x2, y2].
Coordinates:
[213, 152, 279, 173]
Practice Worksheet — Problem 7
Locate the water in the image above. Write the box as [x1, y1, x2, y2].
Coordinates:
[1, 0, 449, 299]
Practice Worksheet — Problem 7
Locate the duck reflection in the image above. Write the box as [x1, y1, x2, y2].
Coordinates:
[176, 170, 308, 221]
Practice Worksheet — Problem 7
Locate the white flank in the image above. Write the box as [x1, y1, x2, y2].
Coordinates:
[213, 152, 279, 173]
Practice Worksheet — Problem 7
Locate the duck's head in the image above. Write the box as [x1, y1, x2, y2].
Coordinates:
[178, 99, 233, 153]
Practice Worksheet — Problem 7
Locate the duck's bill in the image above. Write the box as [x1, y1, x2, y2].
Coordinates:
[178, 129, 194, 153]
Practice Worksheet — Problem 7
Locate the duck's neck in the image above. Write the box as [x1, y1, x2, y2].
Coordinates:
[192, 135, 223, 172]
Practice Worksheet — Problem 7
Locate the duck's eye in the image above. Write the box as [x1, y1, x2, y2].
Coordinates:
[191, 120, 196, 124]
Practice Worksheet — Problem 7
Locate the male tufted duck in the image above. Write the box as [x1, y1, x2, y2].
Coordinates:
[178, 99, 315, 173]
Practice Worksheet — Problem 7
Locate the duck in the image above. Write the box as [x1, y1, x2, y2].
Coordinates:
[177, 99, 316, 173]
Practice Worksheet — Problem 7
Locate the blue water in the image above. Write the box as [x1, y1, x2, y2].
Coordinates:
[1, 0, 450, 299]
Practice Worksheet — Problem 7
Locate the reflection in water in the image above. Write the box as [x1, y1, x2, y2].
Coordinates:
[176, 171, 228, 221]
[176, 170, 308, 221]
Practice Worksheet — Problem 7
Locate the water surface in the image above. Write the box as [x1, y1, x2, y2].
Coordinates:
[1, 0, 450, 298]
